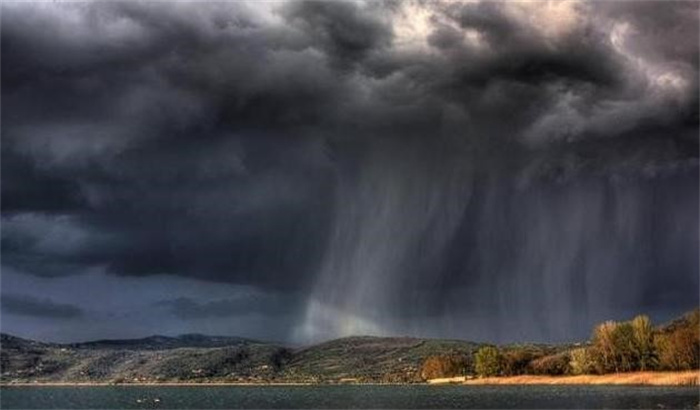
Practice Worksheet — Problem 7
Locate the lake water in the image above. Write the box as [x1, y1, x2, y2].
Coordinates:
[1, 385, 698, 409]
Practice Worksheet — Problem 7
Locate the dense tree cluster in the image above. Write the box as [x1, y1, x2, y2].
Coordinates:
[419, 355, 470, 380]
[423, 310, 699, 379]
[528, 352, 570, 376]
[587, 312, 699, 373]
[653, 311, 700, 371]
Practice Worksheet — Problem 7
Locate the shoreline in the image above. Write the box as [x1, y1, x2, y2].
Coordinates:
[0, 381, 415, 387]
[0, 382, 316, 387]
[459, 371, 699, 386]
[1, 371, 698, 387]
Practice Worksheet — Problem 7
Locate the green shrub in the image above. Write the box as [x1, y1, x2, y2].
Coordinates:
[528, 352, 570, 375]
[591, 319, 639, 373]
[613, 321, 636, 372]
[569, 348, 595, 375]
[631, 315, 656, 371]
[502, 348, 537, 376]
[474, 346, 502, 377]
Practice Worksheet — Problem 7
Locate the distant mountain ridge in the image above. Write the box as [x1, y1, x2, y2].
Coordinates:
[68, 334, 259, 350]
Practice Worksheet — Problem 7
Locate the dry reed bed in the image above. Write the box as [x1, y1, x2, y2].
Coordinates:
[459, 371, 699, 386]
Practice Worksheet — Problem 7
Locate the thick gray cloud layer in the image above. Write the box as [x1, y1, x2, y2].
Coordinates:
[1, 294, 84, 319]
[2, 1, 698, 343]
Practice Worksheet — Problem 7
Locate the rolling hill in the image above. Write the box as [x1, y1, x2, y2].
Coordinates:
[0, 333, 478, 384]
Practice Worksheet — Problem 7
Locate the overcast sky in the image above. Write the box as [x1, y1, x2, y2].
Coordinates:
[2, 0, 698, 344]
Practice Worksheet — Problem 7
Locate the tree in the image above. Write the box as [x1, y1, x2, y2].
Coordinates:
[591, 319, 639, 373]
[588, 310, 698, 373]
[591, 321, 618, 373]
[474, 346, 502, 377]
[420, 355, 469, 380]
[630, 315, 656, 371]
[655, 310, 700, 370]
[612, 321, 636, 372]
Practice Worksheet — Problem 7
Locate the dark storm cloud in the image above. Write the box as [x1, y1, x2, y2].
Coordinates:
[156, 293, 299, 319]
[1, 294, 84, 319]
[281, 1, 393, 69]
[1, 148, 85, 214]
[1, 1, 697, 342]
[1, 1, 365, 285]
[2, 2, 344, 286]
